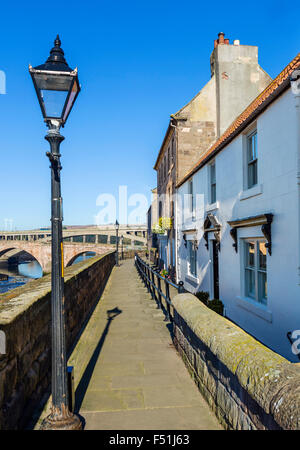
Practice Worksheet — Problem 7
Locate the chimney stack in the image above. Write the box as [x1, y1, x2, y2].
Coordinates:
[210, 32, 272, 137]
[214, 32, 230, 48]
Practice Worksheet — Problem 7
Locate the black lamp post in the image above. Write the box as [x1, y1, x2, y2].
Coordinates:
[115, 220, 119, 266]
[29, 36, 82, 430]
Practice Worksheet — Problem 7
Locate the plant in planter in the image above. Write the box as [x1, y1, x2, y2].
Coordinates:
[195, 290, 209, 306]
[208, 299, 224, 316]
[160, 269, 168, 278]
[195, 291, 224, 315]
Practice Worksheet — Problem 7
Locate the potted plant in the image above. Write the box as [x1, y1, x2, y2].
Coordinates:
[195, 291, 224, 315]
[160, 269, 168, 278]
[208, 299, 224, 316]
[195, 291, 209, 306]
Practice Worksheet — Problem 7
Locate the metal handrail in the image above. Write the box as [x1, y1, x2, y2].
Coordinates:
[135, 253, 184, 322]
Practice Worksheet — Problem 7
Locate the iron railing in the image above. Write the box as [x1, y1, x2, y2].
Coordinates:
[135, 253, 184, 322]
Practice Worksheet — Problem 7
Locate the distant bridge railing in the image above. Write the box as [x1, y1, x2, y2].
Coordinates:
[134, 254, 184, 322]
[0, 230, 147, 247]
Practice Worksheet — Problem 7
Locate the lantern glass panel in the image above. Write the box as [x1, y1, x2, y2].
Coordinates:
[33, 72, 73, 119]
[41, 89, 69, 118]
[63, 80, 79, 122]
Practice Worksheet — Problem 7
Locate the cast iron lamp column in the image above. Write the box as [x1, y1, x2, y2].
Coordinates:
[29, 36, 82, 430]
[115, 220, 119, 266]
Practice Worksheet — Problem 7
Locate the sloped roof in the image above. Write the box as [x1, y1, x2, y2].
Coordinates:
[176, 52, 300, 188]
[153, 123, 173, 170]
[153, 83, 210, 170]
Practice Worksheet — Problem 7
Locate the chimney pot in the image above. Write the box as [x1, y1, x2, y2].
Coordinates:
[218, 32, 225, 44]
[233, 39, 240, 45]
[215, 32, 229, 47]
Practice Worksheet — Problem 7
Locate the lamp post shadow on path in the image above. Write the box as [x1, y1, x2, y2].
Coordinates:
[74, 307, 122, 420]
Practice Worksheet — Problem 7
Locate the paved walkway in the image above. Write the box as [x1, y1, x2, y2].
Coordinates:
[68, 259, 222, 430]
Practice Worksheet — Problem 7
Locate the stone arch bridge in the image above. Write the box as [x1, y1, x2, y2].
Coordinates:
[0, 241, 114, 273]
[0, 225, 147, 273]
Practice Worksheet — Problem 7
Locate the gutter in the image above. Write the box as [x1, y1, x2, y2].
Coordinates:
[169, 119, 179, 281]
[296, 92, 300, 286]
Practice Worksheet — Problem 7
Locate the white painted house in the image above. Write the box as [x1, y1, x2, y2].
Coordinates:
[153, 33, 271, 275]
[175, 53, 300, 361]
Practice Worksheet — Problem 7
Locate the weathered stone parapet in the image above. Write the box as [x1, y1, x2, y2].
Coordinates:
[119, 249, 146, 260]
[0, 252, 115, 430]
[0, 240, 114, 273]
[172, 293, 300, 430]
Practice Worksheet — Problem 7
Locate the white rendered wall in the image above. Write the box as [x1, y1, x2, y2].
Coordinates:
[177, 88, 300, 361]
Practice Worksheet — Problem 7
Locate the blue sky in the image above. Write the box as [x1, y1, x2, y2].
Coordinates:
[0, 0, 299, 229]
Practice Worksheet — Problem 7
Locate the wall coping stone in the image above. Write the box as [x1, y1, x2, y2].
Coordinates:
[0, 252, 114, 326]
[172, 293, 300, 429]
[0, 251, 116, 429]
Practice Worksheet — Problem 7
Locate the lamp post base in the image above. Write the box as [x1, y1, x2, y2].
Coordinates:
[40, 405, 82, 430]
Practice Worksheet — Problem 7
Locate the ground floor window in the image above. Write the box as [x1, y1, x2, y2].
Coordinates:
[244, 239, 267, 304]
[187, 241, 197, 277]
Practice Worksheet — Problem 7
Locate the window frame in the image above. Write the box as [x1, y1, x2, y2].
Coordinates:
[158, 200, 162, 218]
[187, 240, 197, 278]
[243, 238, 267, 305]
[171, 137, 175, 163]
[246, 130, 258, 189]
[188, 179, 195, 219]
[209, 161, 216, 204]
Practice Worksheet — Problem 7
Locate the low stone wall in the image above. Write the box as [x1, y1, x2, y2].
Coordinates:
[172, 293, 300, 430]
[0, 252, 115, 430]
[119, 249, 146, 260]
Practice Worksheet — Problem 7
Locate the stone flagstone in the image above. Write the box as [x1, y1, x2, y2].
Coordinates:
[36, 259, 222, 430]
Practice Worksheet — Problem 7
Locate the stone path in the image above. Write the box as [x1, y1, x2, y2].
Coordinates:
[68, 259, 222, 430]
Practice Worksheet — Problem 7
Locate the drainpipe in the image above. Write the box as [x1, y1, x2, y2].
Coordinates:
[169, 117, 178, 282]
[297, 94, 300, 287]
[290, 70, 300, 286]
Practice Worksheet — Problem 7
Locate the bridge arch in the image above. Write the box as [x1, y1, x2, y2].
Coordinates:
[66, 251, 98, 267]
[0, 246, 44, 274]
[0, 248, 15, 258]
